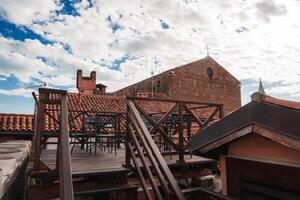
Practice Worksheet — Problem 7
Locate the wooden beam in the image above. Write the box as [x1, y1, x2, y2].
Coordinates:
[126, 96, 222, 106]
[133, 101, 178, 151]
[253, 124, 300, 152]
[195, 125, 253, 153]
[201, 106, 220, 127]
[58, 94, 74, 200]
[148, 104, 177, 135]
[182, 104, 204, 127]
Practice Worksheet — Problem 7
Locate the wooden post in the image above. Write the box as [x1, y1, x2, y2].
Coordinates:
[178, 103, 184, 164]
[125, 102, 131, 168]
[58, 94, 74, 200]
[33, 93, 45, 170]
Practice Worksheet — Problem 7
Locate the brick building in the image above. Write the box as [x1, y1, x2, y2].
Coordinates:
[112, 56, 241, 114]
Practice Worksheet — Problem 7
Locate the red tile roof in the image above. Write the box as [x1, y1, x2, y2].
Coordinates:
[43, 93, 127, 133]
[0, 91, 224, 134]
[0, 113, 34, 132]
[0, 93, 174, 134]
[251, 92, 300, 110]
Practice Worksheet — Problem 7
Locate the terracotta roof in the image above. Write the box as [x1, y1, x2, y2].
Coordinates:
[262, 96, 300, 110]
[0, 93, 176, 134]
[0, 113, 34, 132]
[0, 91, 221, 134]
[42, 93, 126, 133]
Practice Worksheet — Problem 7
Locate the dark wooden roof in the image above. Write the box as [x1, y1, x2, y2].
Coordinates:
[189, 95, 300, 152]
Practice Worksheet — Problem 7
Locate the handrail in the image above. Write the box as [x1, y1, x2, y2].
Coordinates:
[126, 99, 185, 200]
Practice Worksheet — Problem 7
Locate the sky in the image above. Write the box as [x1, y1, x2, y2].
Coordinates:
[0, 0, 300, 114]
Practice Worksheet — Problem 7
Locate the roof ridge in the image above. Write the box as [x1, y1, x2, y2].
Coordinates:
[67, 92, 125, 99]
[0, 113, 34, 116]
[251, 92, 300, 110]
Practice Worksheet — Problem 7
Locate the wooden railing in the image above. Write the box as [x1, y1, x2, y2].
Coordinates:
[125, 97, 224, 165]
[126, 99, 184, 200]
[125, 97, 225, 200]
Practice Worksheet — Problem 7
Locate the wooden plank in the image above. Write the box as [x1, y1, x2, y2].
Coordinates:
[40, 148, 214, 173]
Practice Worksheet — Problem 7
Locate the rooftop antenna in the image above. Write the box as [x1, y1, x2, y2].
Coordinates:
[150, 53, 154, 98]
[25, 82, 47, 89]
[205, 43, 210, 57]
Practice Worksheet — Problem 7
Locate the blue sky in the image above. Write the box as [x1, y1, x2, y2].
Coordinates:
[0, 0, 300, 114]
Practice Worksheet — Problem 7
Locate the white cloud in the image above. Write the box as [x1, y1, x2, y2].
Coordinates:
[0, 0, 60, 25]
[0, 88, 33, 98]
[0, 0, 299, 103]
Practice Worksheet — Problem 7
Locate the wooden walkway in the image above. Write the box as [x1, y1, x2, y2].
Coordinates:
[40, 148, 215, 175]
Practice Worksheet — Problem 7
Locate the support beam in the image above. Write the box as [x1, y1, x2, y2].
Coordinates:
[58, 94, 74, 200]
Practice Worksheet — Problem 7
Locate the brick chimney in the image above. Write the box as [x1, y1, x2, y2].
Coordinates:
[76, 70, 96, 94]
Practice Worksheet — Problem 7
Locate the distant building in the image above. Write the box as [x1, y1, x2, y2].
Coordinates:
[112, 56, 241, 114]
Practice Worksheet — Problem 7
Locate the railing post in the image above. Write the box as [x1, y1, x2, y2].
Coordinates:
[33, 92, 45, 170]
[178, 103, 184, 164]
[59, 93, 74, 200]
[125, 101, 132, 168]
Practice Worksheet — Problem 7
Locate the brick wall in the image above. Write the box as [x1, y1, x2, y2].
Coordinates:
[113, 57, 241, 114]
[170, 57, 241, 114]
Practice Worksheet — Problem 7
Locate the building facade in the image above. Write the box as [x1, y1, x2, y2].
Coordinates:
[113, 56, 241, 114]
[189, 93, 300, 199]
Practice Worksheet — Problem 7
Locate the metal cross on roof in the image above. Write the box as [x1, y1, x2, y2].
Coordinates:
[205, 43, 210, 56]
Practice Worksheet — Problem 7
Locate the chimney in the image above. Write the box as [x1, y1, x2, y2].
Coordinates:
[76, 69, 96, 94]
[95, 83, 107, 95]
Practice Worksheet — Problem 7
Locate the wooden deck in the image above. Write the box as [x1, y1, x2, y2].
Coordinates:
[40, 148, 215, 175]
